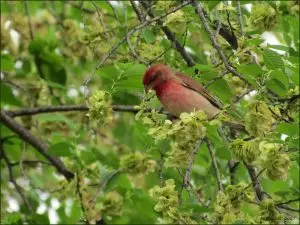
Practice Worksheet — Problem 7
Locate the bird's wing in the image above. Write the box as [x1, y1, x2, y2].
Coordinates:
[175, 72, 222, 109]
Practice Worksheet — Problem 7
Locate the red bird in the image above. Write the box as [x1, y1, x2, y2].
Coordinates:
[143, 64, 222, 119]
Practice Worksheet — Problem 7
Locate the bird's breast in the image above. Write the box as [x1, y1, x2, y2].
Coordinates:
[154, 81, 220, 118]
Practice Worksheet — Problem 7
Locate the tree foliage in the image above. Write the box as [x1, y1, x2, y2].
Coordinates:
[1, 1, 299, 224]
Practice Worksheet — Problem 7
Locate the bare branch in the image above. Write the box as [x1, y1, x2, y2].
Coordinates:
[244, 163, 264, 201]
[6, 104, 155, 118]
[83, 1, 192, 102]
[205, 138, 224, 192]
[0, 111, 74, 180]
[23, 0, 34, 40]
[91, 0, 110, 41]
[184, 139, 203, 187]
[236, 1, 244, 36]
[228, 160, 239, 185]
[130, 0, 144, 22]
[193, 1, 249, 84]
[204, 70, 228, 88]
[24, 0, 62, 104]
[1, 144, 33, 212]
[10, 160, 52, 167]
[76, 173, 88, 223]
[276, 197, 300, 206]
[139, 1, 195, 67]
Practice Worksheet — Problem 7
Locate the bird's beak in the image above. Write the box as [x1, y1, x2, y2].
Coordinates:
[144, 84, 153, 93]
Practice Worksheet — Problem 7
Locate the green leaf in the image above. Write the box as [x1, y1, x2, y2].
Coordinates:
[105, 173, 132, 194]
[118, 64, 146, 90]
[236, 64, 263, 85]
[215, 146, 231, 160]
[28, 38, 47, 55]
[40, 63, 67, 86]
[263, 49, 285, 71]
[48, 142, 73, 157]
[207, 79, 232, 103]
[275, 122, 299, 137]
[1, 213, 22, 225]
[207, 1, 221, 10]
[266, 70, 289, 97]
[143, 29, 156, 44]
[0, 83, 22, 106]
[1, 54, 14, 71]
[267, 44, 290, 52]
[92, 148, 120, 169]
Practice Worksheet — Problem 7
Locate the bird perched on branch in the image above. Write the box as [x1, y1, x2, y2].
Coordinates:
[143, 64, 245, 131]
[143, 64, 221, 118]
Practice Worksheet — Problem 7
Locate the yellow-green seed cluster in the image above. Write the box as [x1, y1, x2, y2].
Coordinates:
[120, 151, 156, 175]
[87, 90, 113, 125]
[96, 191, 123, 218]
[214, 182, 255, 224]
[250, 3, 277, 30]
[259, 199, 284, 224]
[245, 100, 274, 137]
[149, 179, 196, 224]
[259, 141, 290, 180]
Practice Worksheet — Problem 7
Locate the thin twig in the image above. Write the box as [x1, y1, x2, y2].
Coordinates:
[214, 20, 222, 39]
[76, 172, 89, 224]
[91, 0, 110, 41]
[158, 152, 165, 186]
[178, 139, 202, 204]
[140, 0, 195, 67]
[236, 1, 244, 37]
[205, 138, 223, 192]
[193, 1, 249, 84]
[244, 162, 264, 201]
[276, 197, 300, 206]
[5, 104, 163, 118]
[0, 111, 74, 180]
[228, 160, 239, 185]
[204, 70, 228, 88]
[83, 1, 192, 102]
[23, 0, 34, 40]
[10, 160, 52, 167]
[130, 0, 143, 22]
[184, 139, 203, 187]
[24, 0, 62, 104]
[1, 144, 33, 212]
[91, 169, 122, 205]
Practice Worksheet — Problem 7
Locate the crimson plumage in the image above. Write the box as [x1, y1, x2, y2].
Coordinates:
[143, 64, 221, 118]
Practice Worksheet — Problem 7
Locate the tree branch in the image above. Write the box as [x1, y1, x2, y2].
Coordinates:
[24, 0, 62, 104]
[0, 111, 74, 180]
[6, 105, 147, 118]
[0, 143, 33, 212]
[236, 1, 244, 36]
[228, 160, 239, 185]
[139, 0, 195, 67]
[83, 1, 192, 102]
[193, 1, 249, 84]
[205, 138, 224, 192]
[244, 162, 264, 201]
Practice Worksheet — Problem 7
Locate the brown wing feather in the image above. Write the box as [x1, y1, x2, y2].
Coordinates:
[175, 72, 222, 109]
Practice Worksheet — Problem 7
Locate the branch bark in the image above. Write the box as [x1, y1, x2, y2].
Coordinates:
[139, 0, 195, 67]
[0, 111, 74, 180]
[244, 162, 264, 201]
[0, 142, 33, 212]
[192, 1, 249, 84]
[206, 138, 224, 192]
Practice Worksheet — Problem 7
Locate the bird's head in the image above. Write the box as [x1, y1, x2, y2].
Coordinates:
[143, 64, 174, 92]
